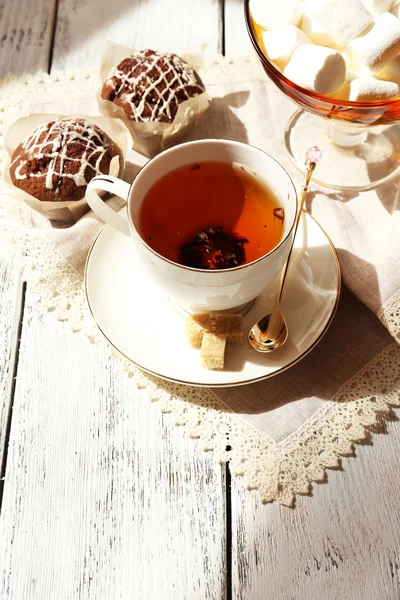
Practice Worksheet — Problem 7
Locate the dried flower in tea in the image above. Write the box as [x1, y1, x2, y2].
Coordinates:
[179, 226, 249, 269]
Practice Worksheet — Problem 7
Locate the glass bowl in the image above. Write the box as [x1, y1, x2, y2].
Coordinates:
[244, 0, 400, 190]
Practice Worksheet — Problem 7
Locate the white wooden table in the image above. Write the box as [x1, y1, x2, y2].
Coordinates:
[1, 2, 400, 598]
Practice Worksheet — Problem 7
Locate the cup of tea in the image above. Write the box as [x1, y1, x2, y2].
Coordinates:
[85, 139, 297, 312]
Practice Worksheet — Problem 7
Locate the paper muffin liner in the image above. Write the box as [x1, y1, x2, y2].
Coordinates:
[3, 113, 131, 223]
[98, 40, 211, 158]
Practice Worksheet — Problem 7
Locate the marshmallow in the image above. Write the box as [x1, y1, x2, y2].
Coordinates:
[250, 0, 302, 29]
[326, 71, 400, 101]
[284, 44, 347, 93]
[379, 54, 400, 83]
[360, 0, 394, 15]
[305, 0, 372, 46]
[346, 12, 400, 73]
[329, 78, 352, 99]
[342, 47, 366, 73]
[262, 25, 312, 68]
[299, 2, 337, 47]
[390, 1, 400, 16]
[348, 75, 399, 99]
[342, 49, 357, 71]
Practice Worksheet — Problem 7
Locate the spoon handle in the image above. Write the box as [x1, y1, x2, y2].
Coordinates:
[277, 160, 318, 303]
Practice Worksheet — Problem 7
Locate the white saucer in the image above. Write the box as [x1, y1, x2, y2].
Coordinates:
[85, 211, 340, 387]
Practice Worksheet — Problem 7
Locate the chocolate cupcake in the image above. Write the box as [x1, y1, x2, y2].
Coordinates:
[101, 49, 205, 124]
[10, 118, 119, 202]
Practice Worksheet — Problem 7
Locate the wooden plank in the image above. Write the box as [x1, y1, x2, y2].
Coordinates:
[0, 1, 227, 596]
[0, 288, 226, 599]
[51, 0, 222, 71]
[0, 0, 57, 77]
[0, 259, 23, 495]
[231, 409, 400, 600]
[224, 0, 253, 55]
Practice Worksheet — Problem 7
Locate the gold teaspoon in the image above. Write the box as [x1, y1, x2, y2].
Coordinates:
[248, 146, 322, 353]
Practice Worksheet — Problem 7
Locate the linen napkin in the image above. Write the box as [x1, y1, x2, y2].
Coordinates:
[3, 65, 400, 505]
[32, 77, 400, 341]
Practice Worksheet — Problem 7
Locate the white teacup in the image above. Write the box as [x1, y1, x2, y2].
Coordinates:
[86, 139, 297, 312]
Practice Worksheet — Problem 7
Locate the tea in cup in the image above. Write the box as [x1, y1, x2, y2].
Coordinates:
[85, 139, 297, 312]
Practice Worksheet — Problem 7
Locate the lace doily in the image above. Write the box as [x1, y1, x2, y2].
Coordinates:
[1, 61, 400, 507]
[379, 290, 400, 343]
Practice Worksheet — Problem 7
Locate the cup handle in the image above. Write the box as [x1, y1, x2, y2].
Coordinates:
[86, 175, 131, 236]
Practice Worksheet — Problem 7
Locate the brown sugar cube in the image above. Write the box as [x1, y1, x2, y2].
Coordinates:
[184, 314, 212, 348]
[200, 333, 226, 370]
[215, 314, 243, 346]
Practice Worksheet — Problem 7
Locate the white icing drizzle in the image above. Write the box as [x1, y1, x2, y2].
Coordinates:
[105, 50, 204, 122]
[11, 119, 112, 193]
